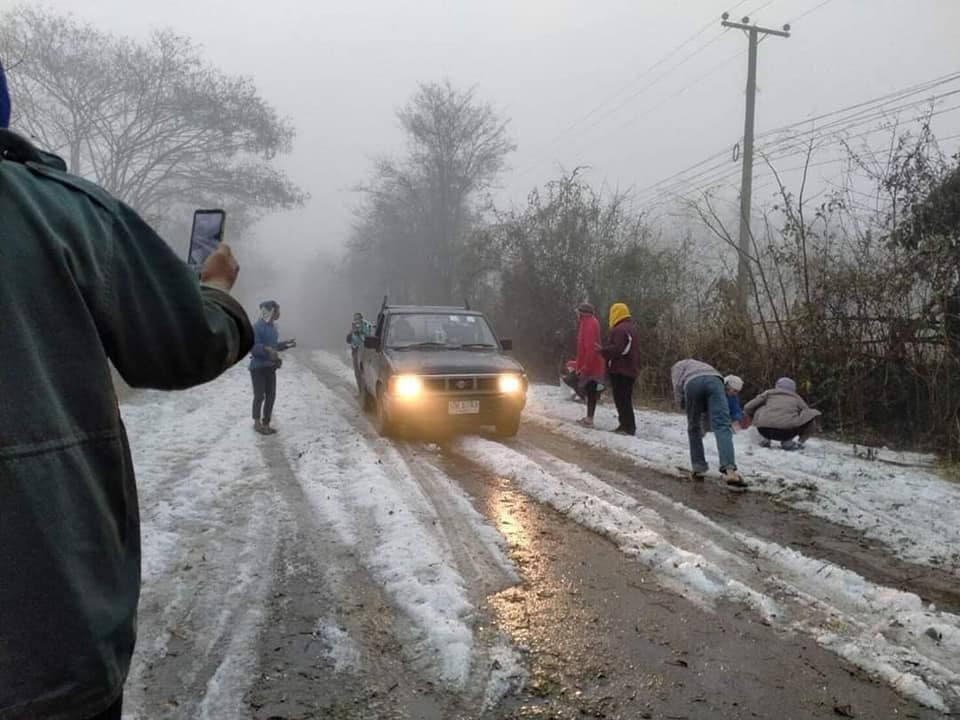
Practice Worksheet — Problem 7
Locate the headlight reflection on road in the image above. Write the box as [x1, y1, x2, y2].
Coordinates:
[493, 486, 532, 555]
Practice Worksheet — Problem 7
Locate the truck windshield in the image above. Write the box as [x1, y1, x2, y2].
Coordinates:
[386, 313, 498, 349]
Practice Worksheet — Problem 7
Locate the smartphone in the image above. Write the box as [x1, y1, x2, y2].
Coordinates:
[187, 209, 226, 272]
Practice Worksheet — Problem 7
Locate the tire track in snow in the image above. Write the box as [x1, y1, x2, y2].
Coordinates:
[454, 435, 960, 713]
[122, 367, 280, 719]
[525, 387, 960, 575]
[247, 417, 455, 719]
[267, 354, 526, 710]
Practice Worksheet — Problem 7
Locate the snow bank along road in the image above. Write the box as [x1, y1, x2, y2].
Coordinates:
[119, 350, 960, 718]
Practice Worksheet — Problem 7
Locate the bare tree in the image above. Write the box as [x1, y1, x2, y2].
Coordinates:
[348, 80, 514, 303]
[0, 6, 305, 229]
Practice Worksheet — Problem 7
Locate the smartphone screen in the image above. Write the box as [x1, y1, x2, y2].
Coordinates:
[187, 209, 226, 272]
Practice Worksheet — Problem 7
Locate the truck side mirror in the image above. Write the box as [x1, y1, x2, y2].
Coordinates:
[500, 338, 513, 351]
[364, 336, 380, 350]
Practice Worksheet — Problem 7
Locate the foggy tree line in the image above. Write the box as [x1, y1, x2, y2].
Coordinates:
[6, 6, 960, 450]
[333, 82, 960, 451]
[0, 6, 305, 238]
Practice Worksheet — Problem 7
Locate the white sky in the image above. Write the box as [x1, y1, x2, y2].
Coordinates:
[6, 0, 960, 267]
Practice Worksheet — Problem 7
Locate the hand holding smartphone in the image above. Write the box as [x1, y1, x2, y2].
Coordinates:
[188, 209, 226, 273]
[199, 243, 239, 292]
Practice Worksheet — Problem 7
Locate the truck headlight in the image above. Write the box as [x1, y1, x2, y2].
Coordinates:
[498, 374, 523, 394]
[393, 375, 422, 399]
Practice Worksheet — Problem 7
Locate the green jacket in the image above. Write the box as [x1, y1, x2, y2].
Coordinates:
[0, 132, 254, 720]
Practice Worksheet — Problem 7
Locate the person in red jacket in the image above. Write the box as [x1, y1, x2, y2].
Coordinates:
[573, 303, 606, 427]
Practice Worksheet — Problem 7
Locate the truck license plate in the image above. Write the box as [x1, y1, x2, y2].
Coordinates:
[448, 400, 480, 415]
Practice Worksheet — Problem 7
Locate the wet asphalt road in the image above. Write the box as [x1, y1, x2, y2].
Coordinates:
[129, 357, 952, 718]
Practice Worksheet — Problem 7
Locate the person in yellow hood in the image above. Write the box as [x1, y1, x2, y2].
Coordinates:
[597, 302, 642, 435]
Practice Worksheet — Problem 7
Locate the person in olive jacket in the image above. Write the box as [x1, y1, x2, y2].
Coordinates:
[597, 302, 642, 435]
[0, 127, 253, 720]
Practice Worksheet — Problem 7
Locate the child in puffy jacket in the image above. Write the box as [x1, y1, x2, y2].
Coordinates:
[743, 377, 821, 450]
[700, 374, 746, 435]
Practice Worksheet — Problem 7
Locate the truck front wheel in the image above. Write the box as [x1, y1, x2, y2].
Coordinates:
[361, 386, 376, 412]
[375, 386, 396, 437]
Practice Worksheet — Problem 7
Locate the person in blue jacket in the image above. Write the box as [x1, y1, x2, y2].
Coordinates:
[723, 374, 745, 429]
[700, 374, 746, 434]
[346, 311, 375, 392]
[250, 300, 295, 434]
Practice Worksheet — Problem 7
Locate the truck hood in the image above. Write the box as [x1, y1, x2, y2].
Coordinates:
[385, 349, 524, 376]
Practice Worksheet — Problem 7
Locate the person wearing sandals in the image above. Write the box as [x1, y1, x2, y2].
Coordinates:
[671, 359, 745, 486]
[743, 376, 820, 450]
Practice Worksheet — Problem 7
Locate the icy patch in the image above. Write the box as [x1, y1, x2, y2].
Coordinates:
[481, 640, 528, 711]
[457, 436, 778, 618]
[315, 620, 362, 674]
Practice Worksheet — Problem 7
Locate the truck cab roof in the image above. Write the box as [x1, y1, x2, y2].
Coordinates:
[381, 305, 481, 316]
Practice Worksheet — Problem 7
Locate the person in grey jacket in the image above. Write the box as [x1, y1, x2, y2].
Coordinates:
[671, 359, 745, 486]
[743, 377, 821, 450]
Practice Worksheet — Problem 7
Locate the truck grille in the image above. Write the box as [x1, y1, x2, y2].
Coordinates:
[420, 376, 500, 394]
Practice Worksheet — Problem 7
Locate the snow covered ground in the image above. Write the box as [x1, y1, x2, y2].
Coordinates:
[117, 352, 960, 715]
[312, 352, 960, 712]
[526, 384, 960, 573]
[121, 355, 525, 718]
[121, 367, 282, 718]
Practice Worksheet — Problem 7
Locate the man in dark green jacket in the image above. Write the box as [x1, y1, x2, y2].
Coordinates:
[0, 128, 254, 720]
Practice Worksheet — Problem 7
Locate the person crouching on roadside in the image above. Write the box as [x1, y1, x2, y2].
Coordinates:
[743, 376, 820, 450]
[597, 302, 641, 436]
[573, 303, 606, 428]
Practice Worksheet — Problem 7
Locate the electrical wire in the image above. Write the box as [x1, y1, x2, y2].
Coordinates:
[515, 0, 756, 176]
[632, 78, 960, 207]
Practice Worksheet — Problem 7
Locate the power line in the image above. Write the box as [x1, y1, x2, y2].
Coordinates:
[515, 1, 759, 177]
[534, 0, 784, 171]
[632, 75, 960, 206]
[517, 0, 826, 180]
[638, 103, 960, 216]
[755, 71, 960, 143]
[656, 115, 960, 213]
[788, 0, 835, 25]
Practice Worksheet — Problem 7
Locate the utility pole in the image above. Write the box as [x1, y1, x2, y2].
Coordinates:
[721, 12, 790, 306]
